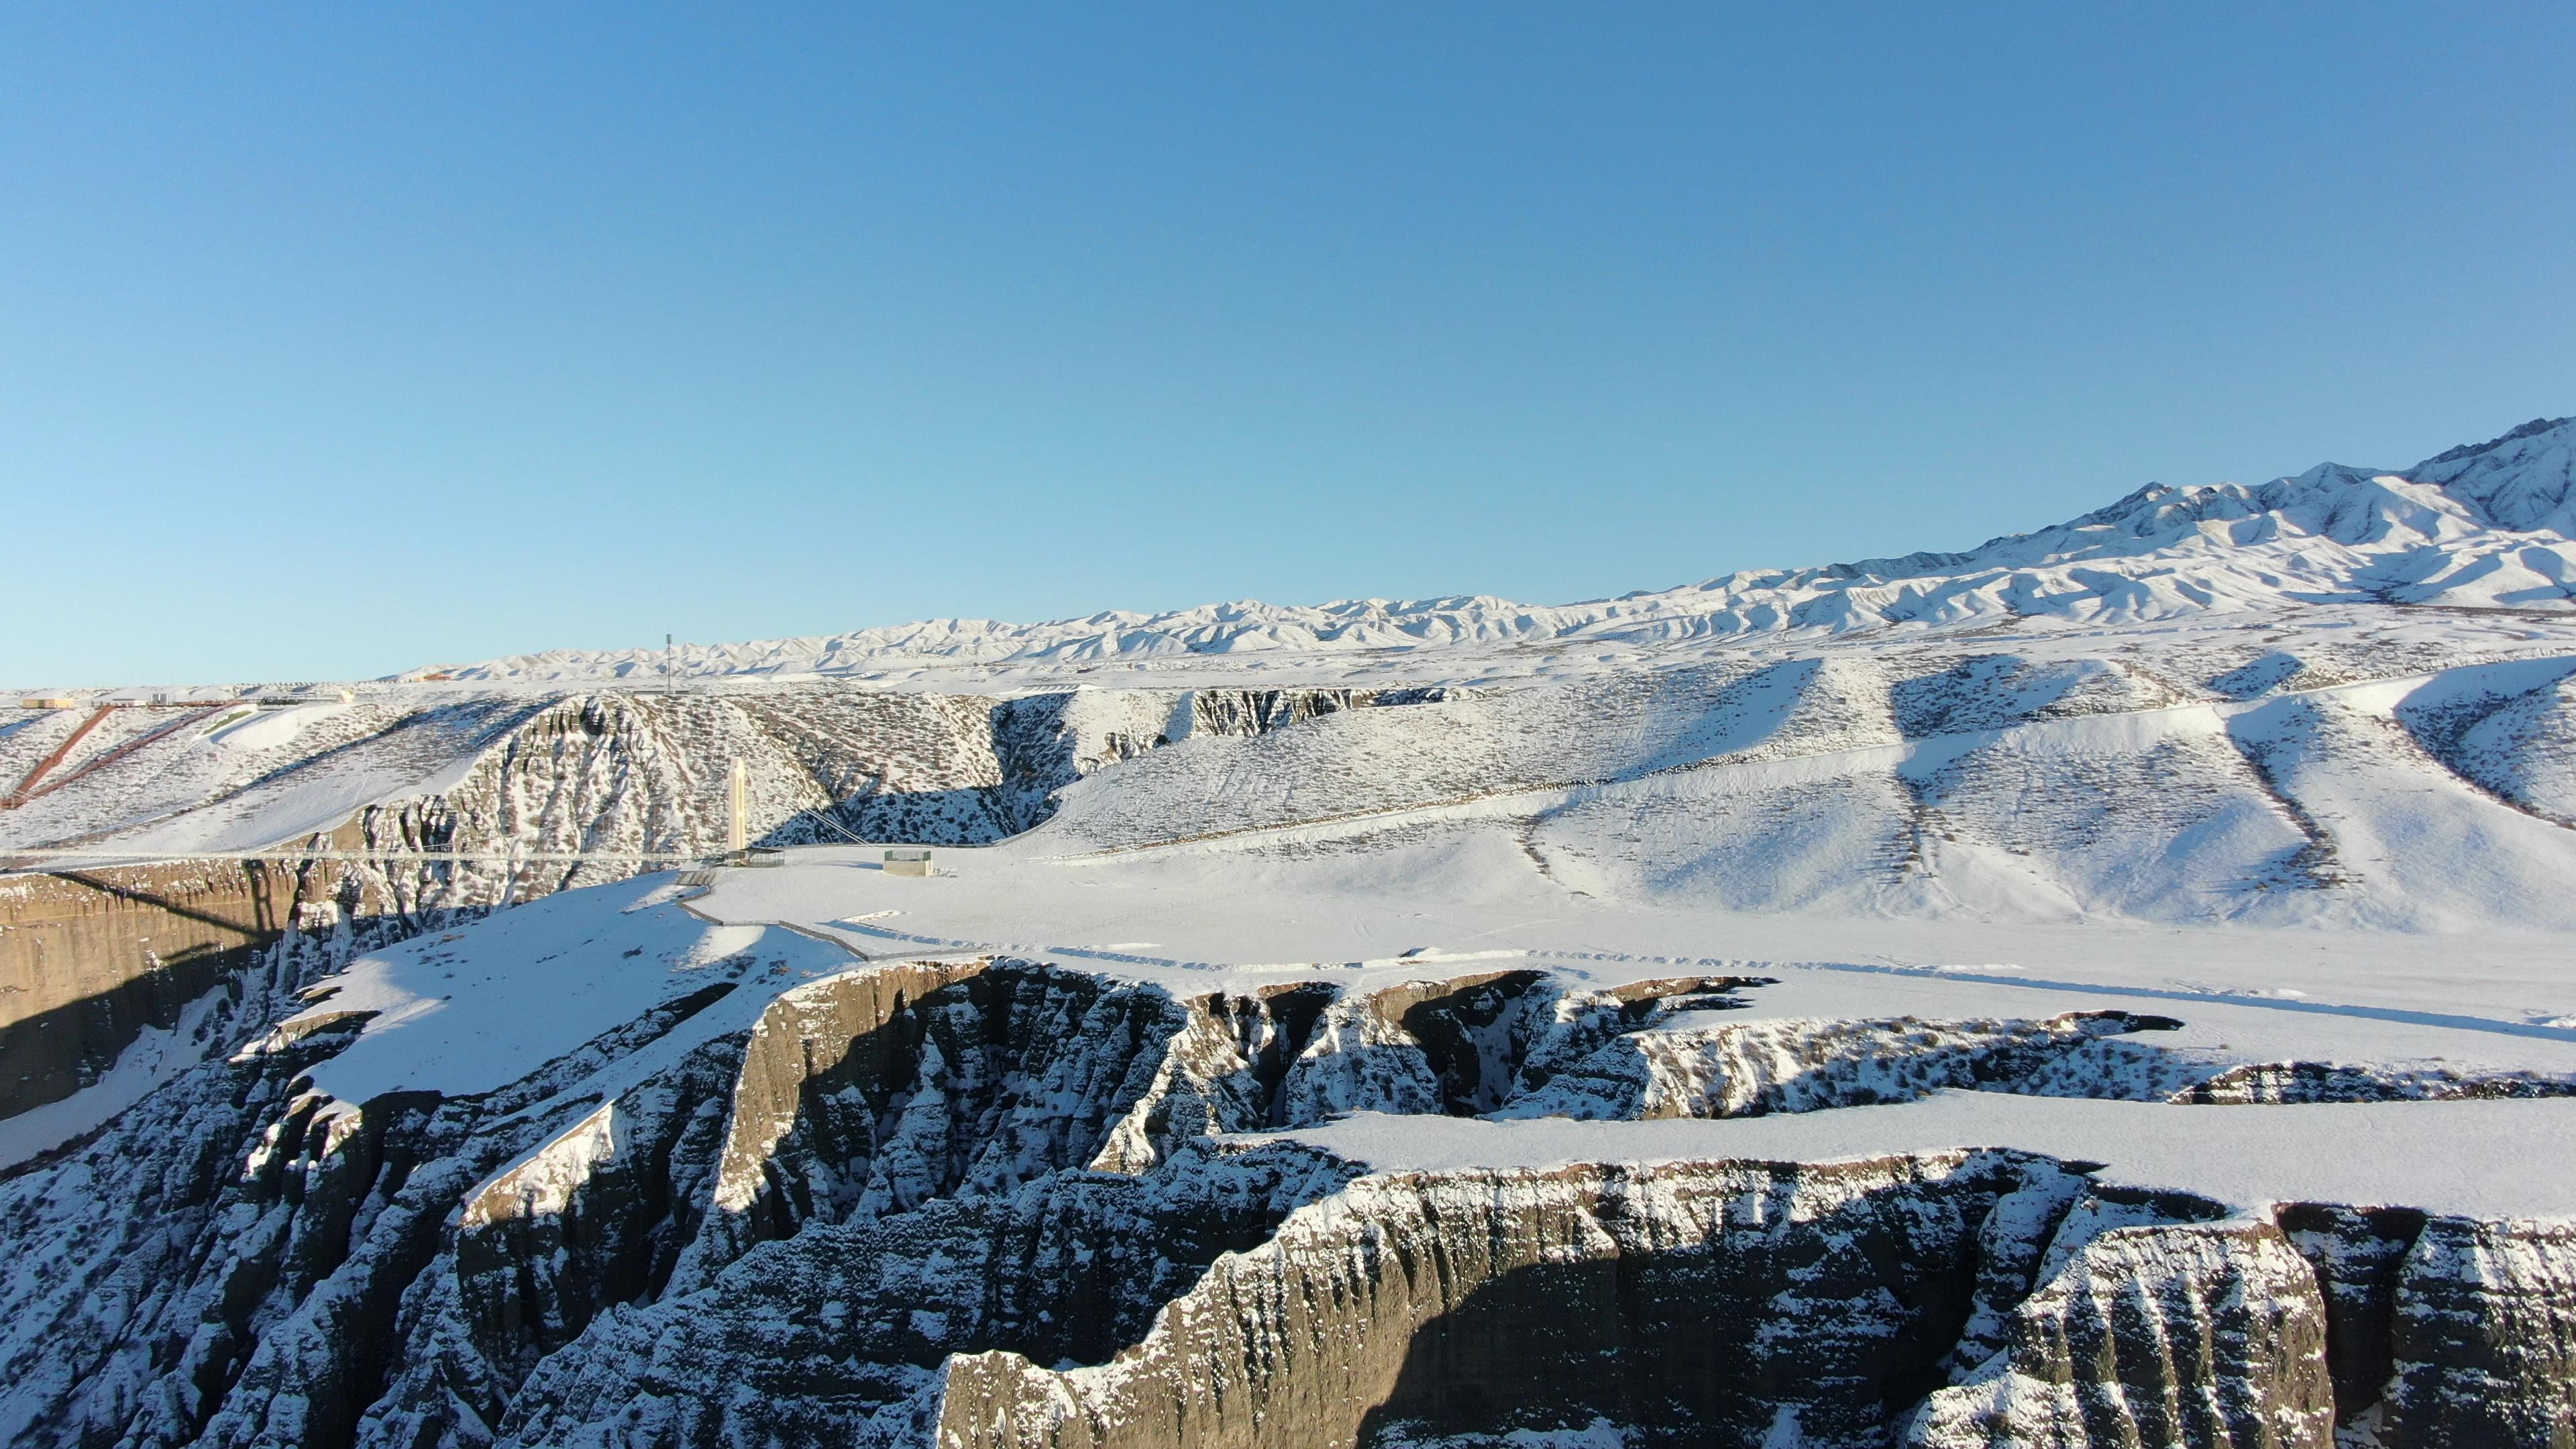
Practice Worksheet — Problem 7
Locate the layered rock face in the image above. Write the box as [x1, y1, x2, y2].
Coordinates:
[945, 1152, 2057, 1449]
[0, 860, 341, 1117]
[5, 945, 2575, 1448]
[939, 1159, 2576, 1449]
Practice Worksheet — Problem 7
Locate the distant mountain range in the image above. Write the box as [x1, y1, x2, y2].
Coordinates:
[438, 416, 2576, 681]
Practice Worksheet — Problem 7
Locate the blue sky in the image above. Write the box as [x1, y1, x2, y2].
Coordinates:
[5, 5, 2571, 684]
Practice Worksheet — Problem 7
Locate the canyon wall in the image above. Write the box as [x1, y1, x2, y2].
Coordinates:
[6, 951, 2574, 1448]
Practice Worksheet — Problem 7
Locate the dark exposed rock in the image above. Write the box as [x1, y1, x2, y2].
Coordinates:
[2178, 1059, 2576, 1104]
[2383, 1216, 2576, 1448]
[2279, 1201, 2426, 1430]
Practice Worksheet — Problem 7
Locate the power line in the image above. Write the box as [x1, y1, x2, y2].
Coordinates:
[798, 805, 871, 845]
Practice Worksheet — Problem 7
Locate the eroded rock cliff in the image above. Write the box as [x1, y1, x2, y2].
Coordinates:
[5, 934, 2573, 1449]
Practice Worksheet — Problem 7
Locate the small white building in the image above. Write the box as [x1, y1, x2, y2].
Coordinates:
[883, 849, 933, 878]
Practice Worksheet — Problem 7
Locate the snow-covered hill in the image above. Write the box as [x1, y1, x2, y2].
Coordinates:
[442, 417, 2576, 682]
[15, 415, 2576, 1449]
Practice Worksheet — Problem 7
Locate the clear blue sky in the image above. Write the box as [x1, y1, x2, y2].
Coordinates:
[5, 5, 2571, 685]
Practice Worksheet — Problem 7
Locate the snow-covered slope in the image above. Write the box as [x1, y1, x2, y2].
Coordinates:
[445, 417, 2576, 682]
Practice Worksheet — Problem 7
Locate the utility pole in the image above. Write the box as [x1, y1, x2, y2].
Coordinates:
[728, 757, 749, 857]
[663, 633, 674, 698]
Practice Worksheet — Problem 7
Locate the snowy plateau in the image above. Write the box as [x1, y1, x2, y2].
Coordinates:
[7, 417, 2576, 1447]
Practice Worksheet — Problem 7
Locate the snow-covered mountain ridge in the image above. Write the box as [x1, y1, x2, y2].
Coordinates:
[17, 419, 2576, 1448]
[446, 415, 2576, 681]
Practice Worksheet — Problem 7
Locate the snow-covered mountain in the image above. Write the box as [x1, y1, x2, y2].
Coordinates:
[17, 413, 2576, 1449]
[443, 416, 2576, 681]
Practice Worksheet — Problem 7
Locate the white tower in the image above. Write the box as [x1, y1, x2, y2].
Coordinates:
[728, 757, 749, 856]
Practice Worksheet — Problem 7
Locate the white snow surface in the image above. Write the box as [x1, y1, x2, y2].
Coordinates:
[1287, 1096, 2576, 1220]
[280, 876, 851, 1108]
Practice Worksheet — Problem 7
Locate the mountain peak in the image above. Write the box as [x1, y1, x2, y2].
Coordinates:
[2418, 415, 2575, 471]
[2410, 415, 2576, 533]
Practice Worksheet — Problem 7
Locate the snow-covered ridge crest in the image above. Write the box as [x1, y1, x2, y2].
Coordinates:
[443, 415, 2576, 682]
